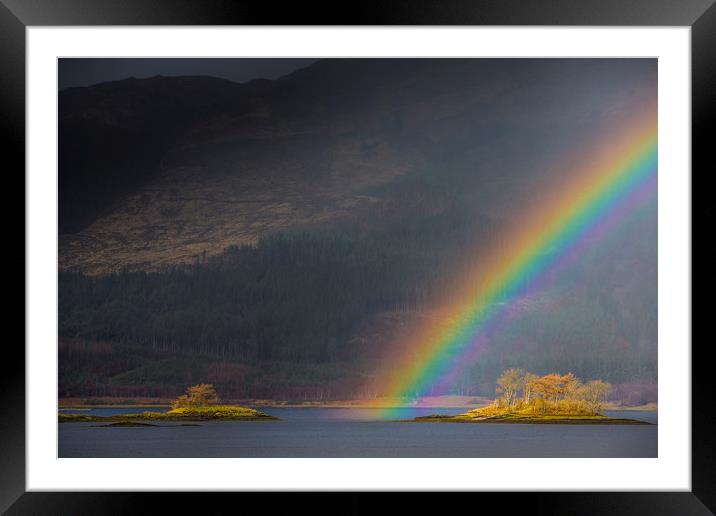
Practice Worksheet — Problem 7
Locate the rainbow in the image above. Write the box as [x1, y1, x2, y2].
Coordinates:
[378, 112, 657, 418]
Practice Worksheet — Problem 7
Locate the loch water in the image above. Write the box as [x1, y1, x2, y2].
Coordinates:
[58, 407, 657, 458]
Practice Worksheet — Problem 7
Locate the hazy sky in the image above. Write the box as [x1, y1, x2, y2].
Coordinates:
[58, 58, 318, 90]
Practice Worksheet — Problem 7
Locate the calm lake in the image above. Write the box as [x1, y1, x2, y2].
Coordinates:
[58, 407, 657, 458]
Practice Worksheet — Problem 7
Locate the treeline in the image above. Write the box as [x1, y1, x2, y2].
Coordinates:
[58, 337, 657, 402]
[60, 221, 655, 368]
[58, 339, 363, 400]
[59, 212, 476, 365]
[59, 176, 657, 399]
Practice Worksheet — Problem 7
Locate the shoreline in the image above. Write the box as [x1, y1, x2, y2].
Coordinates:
[58, 398, 657, 412]
[406, 414, 653, 425]
[59, 405, 280, 423]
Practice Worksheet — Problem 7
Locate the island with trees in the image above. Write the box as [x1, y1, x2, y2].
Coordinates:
[409, 369, 652, 425]
[59, 384, 279, 425]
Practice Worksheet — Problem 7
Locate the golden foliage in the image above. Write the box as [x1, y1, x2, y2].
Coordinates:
[491, 369, 611, 416]
[171, 383, 220, 409]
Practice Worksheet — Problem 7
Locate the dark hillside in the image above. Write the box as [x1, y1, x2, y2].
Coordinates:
[58, 59, 657, 400]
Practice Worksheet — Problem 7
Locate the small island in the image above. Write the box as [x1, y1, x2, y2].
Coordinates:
[59, 384, 279, 424]
[408, 369, 653, 425]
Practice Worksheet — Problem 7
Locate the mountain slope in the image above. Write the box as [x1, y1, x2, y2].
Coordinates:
[59, 58, 656, 275]
[58, 59, 658, 400]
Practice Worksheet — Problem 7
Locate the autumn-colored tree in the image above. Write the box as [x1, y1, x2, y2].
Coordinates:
[530, 373, 580, 402]
[530, 373, 561, 402]
[522, 372, 539, 403]
[581, 380, 611, 414]
[496, 368, 526, 406]
[171, 383, 220, 409]
[562, 373, 582, 400]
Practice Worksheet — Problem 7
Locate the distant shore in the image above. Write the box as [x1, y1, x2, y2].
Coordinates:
[58, 396, 657, 412]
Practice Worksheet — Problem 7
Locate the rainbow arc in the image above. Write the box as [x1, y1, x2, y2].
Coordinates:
[376, 112, 658, 418]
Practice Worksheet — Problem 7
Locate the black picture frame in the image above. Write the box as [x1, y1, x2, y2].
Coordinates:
[3, 0, 709, 513]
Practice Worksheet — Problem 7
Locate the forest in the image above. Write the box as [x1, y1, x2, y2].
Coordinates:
[59, 199, 657, 401]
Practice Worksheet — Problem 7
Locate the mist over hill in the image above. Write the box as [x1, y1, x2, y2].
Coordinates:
[58, 59, 657, 401]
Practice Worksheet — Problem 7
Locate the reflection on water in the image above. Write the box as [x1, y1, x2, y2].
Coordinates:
[58, 407, 657, 458]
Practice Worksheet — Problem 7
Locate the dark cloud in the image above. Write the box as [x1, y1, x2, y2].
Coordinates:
[58, 58, 319, 90]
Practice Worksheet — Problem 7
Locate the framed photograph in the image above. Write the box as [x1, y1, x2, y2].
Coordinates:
[5, 0, 709, 512]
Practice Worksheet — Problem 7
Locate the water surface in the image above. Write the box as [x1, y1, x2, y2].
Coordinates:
[58, 407, 657, 458]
